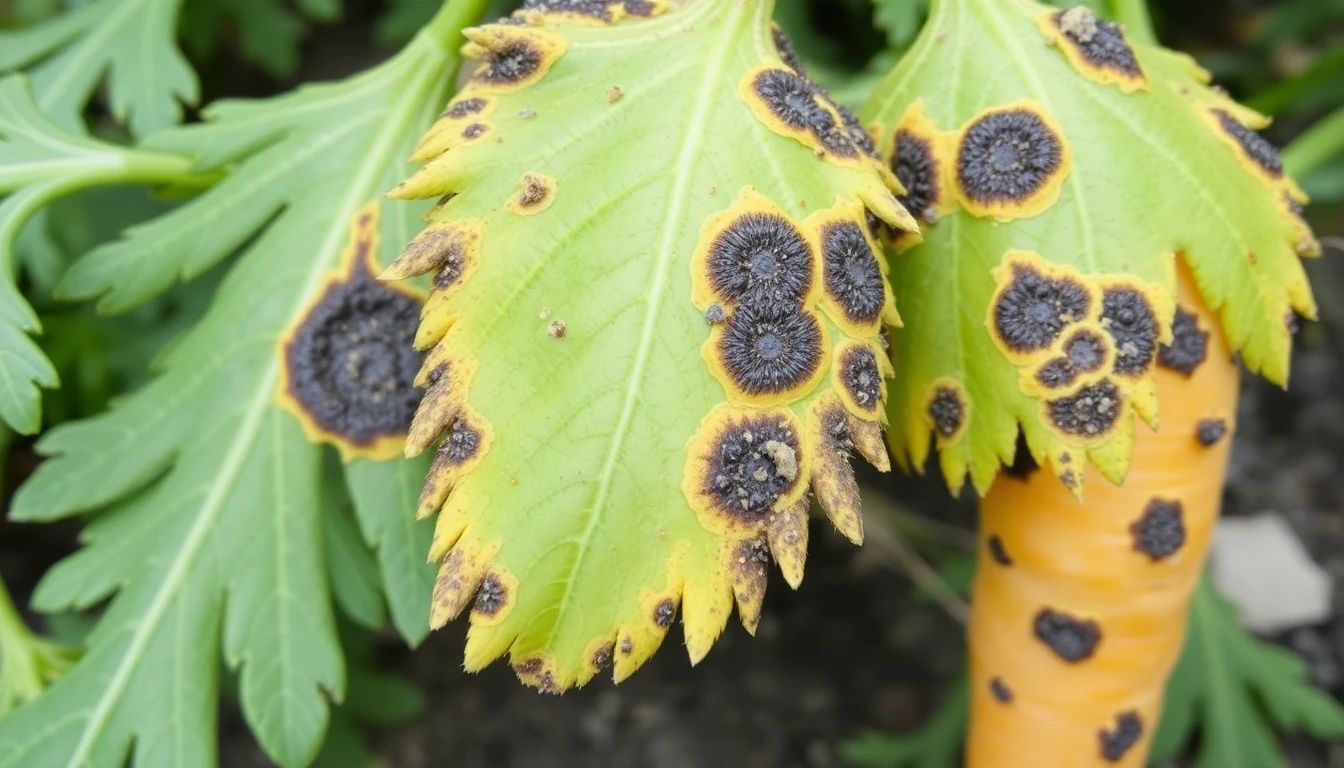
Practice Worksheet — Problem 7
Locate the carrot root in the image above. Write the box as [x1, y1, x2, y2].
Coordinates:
[966, 263, 1239, 767]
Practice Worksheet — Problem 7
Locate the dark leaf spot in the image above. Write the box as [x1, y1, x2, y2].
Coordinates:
[957, 108, 1065, 206]
[717, 305, 825, 397]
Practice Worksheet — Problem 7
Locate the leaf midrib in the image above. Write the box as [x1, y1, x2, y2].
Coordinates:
[542, 0, 749, 644]
[60, 36, 450, 768]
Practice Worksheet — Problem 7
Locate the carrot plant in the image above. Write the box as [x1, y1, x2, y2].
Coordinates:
[0, 0, 1341, 766]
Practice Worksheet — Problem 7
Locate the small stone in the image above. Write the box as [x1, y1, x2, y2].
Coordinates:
[1211, 513, 1333, 633]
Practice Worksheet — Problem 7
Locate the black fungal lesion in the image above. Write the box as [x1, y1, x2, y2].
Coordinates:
[470, 571, 512, 619]
[282, 225, 424, 454]
[1044, 6, 1146, 87]
[819, 219, 886, 328]
[1034, 608, 1102, 662]
[891, 127, 942, 223]
[746, 67, 861, 160]
[771, 23, 807, 75]
[513, 656, 562, 695]
[1099, 285, 1159, 378]
[510, 172, 556, 213]
[987, 535, 1013, 566]
[1130, 498, 1185, 561]
[991, 257, 1096, 356]
[1157, 306, 1209, 376]
[955, 105, 1068, 216]
[926, 381, 967, 442]
[461, 122, 491, 141]
[705, 211, 815, 307]
[652, 598, 676, 630]
[443, 96, 490, 120]
[1099, 711, 1144, 762]
[1044, 378, 1124, 439]
[465, 25, 564, 92]
[1211, 107, 1284, 179]
[989, 676, 1014, 703]
[1196, 417, 1227, 446]
[523, 0, 613, 20]
[589, 641, 615, 674]
[838, 343, 883, 415]
[430, 415, 484, 474]
[1034, 327, 1110, 391]
[693, 410, 804, 529]
[473, 37, 545, 87]
[715, 305, 825, 398]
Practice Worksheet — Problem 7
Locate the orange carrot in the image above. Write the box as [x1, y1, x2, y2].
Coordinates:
[967, 261, 1239, 767]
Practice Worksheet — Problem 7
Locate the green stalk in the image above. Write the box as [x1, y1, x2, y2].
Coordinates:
[1283, 106, 1344, 178]
[1109, 0, 1156, 45]
[1247, 44, 1344, 116]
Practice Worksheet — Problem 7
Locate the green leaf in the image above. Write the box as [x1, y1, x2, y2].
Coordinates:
[871, 0, 932, 51]
[862, 0, 1317, 493]
[0, 573, 79, 717]
[0, 0, 198, 137]
[0, 5, 475, 764]
[842, 673, 967, 768]
[0, 75, 202, 434]
[345, 456, 435, 647]
[324, 466, 389, 631]
[385, 0, 915, 691]
[1151, 579, 1344, 768]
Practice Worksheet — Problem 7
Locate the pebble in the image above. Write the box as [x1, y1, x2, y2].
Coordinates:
[1211, 512, 1334, 633]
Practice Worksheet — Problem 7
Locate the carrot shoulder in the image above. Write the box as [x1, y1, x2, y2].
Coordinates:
[967, 262, 1239, 767]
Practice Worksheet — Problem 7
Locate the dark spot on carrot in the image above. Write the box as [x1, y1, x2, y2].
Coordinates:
[820, 219, 885, 326]
[1157, 306, 1208, 376]
[1034, 608, 1101, 662]
[1131, 498, 1185, 561]
[706, 211, 814, 307]
[990, 676, 1014, 703]
[993, 261, 1093, 354]
[957, 108, 1065, 207]
[1100, 286, 1158, 377]
[1045, 379, 1123, 438]
[1196, 418, 1227, 446]
[988, 535, 1013, 566]
[1213, 108, 1283, 178]
[892, 128, 941, 222]
[1099, 711, 1143, 762]
[716, 305, 825, 396]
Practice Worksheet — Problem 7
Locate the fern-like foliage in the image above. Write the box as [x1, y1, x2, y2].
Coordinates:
[0, 4, 479, 763]
[0, 0, 197, 137]
[862, 0, 1317, 494]
[1152, 580, 1344, 767]
[381, 0, 915, 691]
